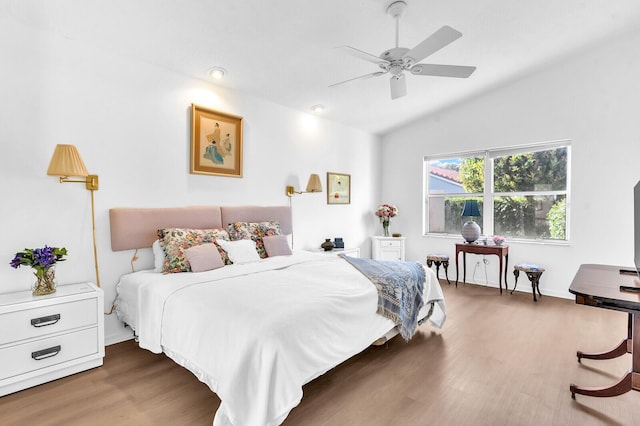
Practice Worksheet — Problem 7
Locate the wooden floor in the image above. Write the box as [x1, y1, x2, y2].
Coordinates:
[2, 281, 640, 425]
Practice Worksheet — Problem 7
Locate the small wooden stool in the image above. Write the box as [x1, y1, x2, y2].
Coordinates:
[426, 254, 451, 285]
[512, 263, 545, 302]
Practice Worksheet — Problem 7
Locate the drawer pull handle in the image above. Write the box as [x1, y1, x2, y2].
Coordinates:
[31, 345, 61, 361]
[31, 314, 61, 327]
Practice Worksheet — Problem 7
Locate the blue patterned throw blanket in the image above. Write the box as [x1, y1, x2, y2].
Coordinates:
[340, 254, 425, 340]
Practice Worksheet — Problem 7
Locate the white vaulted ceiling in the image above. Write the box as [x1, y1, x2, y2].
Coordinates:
[5, 0, 640, 134]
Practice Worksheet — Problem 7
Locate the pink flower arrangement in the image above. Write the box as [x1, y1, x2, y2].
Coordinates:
[493, 235, 506, 245]
[375, 204, 398, 221]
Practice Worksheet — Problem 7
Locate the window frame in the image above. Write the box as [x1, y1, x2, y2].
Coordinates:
[423, 139, 571, 244]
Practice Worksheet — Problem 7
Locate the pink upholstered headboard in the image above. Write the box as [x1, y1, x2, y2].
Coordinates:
[109, 205, 292, 251]
[221, 206, 293, 235]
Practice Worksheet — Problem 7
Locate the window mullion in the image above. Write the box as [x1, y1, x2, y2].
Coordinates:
[484, 151, 493, 236]
[493, 190, 568, 197]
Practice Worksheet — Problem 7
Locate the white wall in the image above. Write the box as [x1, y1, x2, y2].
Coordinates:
[0, 18, 381, 344]
[381, 28, 640, 299]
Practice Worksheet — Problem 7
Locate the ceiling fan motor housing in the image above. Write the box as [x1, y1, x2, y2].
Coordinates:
[381, 47, 409, 61]
[380, 47, 414, 72]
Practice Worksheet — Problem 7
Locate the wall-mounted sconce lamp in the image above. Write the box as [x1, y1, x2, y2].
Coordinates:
[285, 173, 323, 249]
[286, 173, 323, 197]
[47, 144, 101, 287]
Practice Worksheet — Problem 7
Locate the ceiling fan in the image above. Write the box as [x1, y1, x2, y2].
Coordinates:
[330, 1, 476, 100]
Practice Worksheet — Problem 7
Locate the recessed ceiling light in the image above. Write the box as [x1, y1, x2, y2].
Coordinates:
[311, 104, 325, 113]
[209, 67, 226, 80]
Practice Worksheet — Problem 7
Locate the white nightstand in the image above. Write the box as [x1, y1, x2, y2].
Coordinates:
[371, 236, 405, 261]
[0, 282, 104, 397]
[313, 247, 360, 258]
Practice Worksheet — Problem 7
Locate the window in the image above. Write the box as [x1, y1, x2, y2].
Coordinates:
[424, 141, 570, 241]
[425, 154, 484, 234]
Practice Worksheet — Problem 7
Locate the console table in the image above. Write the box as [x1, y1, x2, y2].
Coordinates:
[455, 243, 509, 293]
[569, 264, 640, 398]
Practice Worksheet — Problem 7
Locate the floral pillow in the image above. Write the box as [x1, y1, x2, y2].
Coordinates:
[227, 221, 281, 258]
[157, 228, 231, 273]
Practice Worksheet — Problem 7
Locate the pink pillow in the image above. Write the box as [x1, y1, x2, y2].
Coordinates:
[262, 235, 292, 257]
[184, 244, 225, 272]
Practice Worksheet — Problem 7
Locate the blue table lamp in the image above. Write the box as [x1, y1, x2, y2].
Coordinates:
[461, 200, 481, 243]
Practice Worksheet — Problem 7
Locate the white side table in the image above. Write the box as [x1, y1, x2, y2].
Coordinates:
[371, 236, 405, 261]
[312, 247, 361, 258]
[0, 282, 104, 397]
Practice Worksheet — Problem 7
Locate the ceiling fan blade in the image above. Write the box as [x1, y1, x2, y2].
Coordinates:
[329, 71, 386, 88]
[336, 46, 389, 65]
[405, 25, 463, 64]
[410, 64, 476, 78]
[390, 74, 407, 100]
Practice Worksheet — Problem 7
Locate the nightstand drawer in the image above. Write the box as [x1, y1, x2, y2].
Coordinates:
[381, 240, 401, 247]
[0, 299, 98, 346]
[0, 327, 99, 380]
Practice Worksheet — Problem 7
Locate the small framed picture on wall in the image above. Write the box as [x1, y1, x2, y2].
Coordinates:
[190, 104, 243, 177]
[327, 172, 350, 204]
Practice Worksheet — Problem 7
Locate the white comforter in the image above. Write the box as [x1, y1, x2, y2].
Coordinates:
[115, 251, 445, 426]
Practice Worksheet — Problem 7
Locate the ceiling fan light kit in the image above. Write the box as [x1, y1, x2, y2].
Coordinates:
[330, 0, 476, 100]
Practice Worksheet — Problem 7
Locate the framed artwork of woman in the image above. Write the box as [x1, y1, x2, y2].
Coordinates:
[191, 104, 243, 177]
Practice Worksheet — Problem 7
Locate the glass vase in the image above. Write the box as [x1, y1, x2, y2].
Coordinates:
[33, 267, 56, 296]
[382, 220, 390, 237]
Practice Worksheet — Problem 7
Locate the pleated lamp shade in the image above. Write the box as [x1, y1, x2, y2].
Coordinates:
[47, 144, 89, 177]
[461, 199, 481, 217]
[305, 174, 323, 193]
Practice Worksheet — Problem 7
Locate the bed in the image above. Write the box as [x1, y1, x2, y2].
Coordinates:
[110, 205, 446, 426]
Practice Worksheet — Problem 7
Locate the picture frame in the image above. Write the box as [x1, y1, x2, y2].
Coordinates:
[327, 172, 351, 205]
[190, 104, 243, 177]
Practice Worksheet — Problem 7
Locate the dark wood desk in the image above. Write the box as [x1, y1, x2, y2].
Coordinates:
[455, 243, 509, 293]
[569, 264, 640, 398]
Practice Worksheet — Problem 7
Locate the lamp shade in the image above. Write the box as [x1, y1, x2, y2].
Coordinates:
[305, 174, 322, 193]
[461, 200, 481, 217]
[47, 144, 89, 177]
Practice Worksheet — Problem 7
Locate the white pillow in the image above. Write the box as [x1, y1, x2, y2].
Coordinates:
[152, 239, 166, 272]
[216, 239, 261, 264]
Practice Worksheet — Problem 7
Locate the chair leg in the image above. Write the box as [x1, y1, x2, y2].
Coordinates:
[511, 269, 519, 295]
[526, 272, 543, 302]
[536, 273, 543, 297]
[434, 261, 441, 281]
[442, 260, 451, 285]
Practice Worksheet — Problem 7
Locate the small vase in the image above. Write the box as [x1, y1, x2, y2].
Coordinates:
[33, 267, 56, 296]
[382, 220, 390, 237]
[321, 238, 335, 251]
